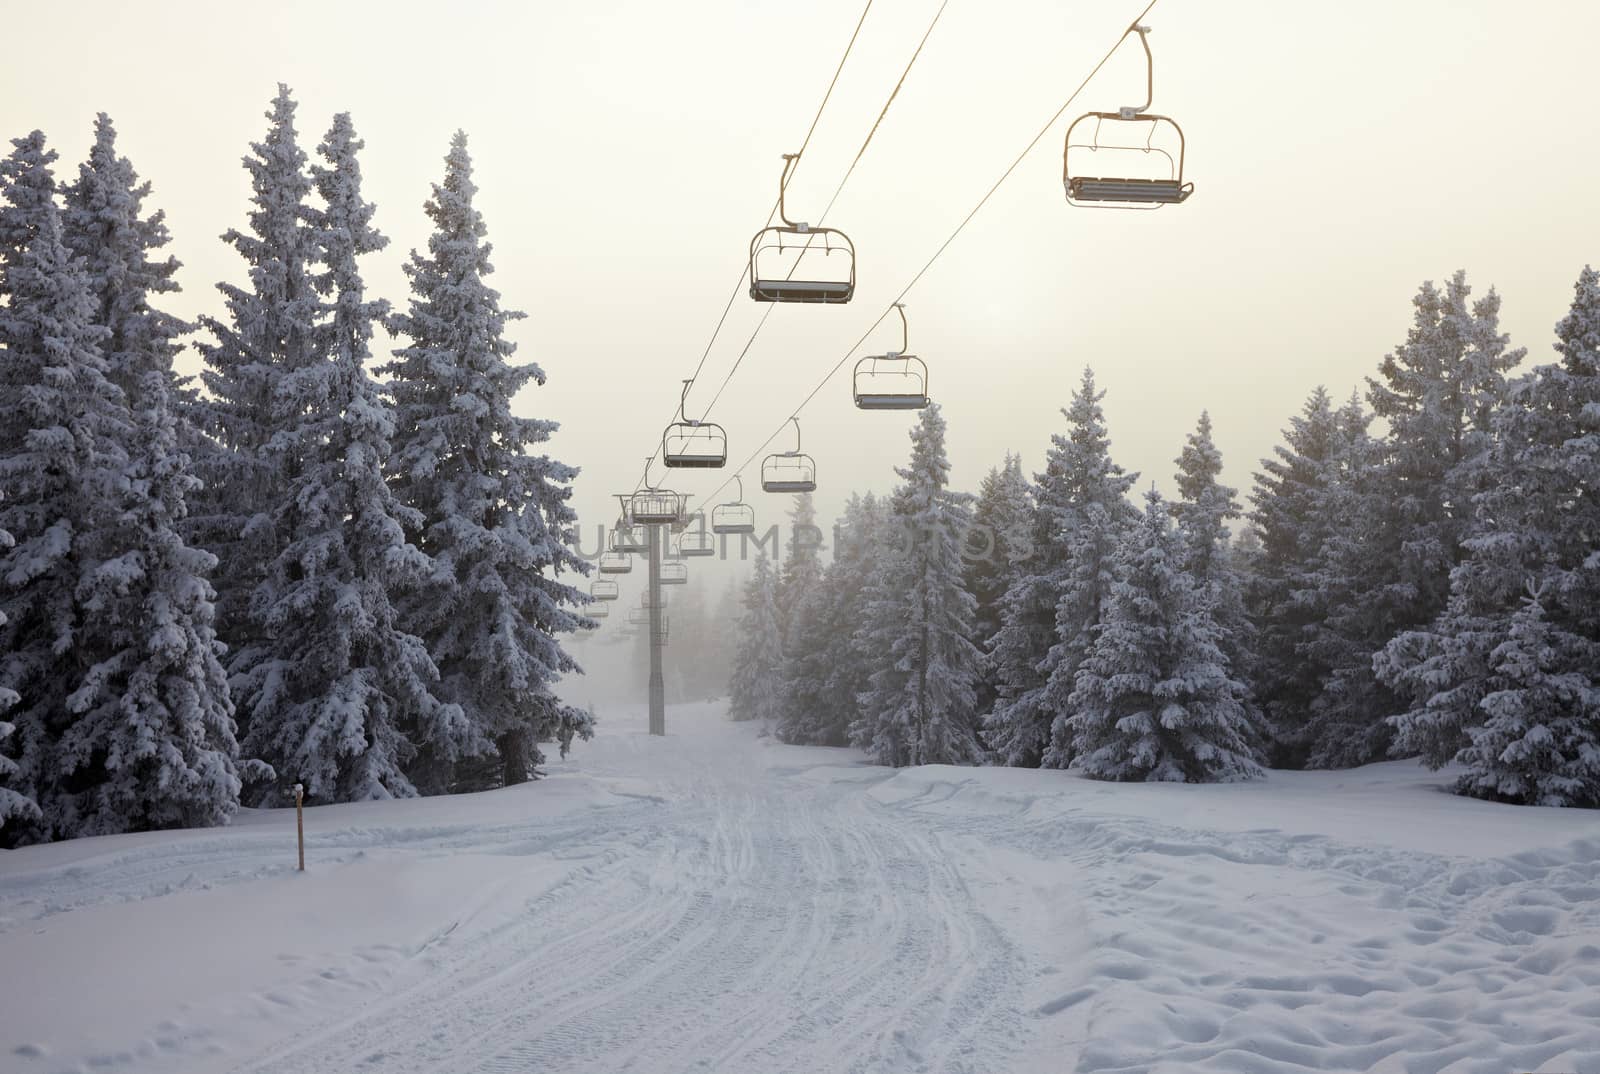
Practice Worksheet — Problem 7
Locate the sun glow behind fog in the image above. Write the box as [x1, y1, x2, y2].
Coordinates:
[3, 0, 1596, 609]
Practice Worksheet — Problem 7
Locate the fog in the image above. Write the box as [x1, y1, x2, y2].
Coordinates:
[5, 0, 1596, 623]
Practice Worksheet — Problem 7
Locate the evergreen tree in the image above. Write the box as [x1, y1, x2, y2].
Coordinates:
[853, 404, 984, 766]
[1171, 412, 1262, 744]
[1245, 387, 1353, 764]
[729, 552, 783, 725]
[1305, 272, 1523, 766]
[1066, 490, 1262, 783]
[985, 369, 1137, 767]
[1379, 266, 1600, 803]
[0, 518, 38, 835]
[229, 113, 455, 804]
[1455, 591, 1600, 807]
[55, 115, 247, 833]
[777, 493, 887, 746]
[385, 131, 592, 790]
[777, 491, 823, 639]
[190, 86, 320, 645]
[0, 132, 131, 843]
[963, 453, 1032, 718]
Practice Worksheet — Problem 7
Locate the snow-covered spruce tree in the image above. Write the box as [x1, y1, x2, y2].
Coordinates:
[1038, 372, 1141, 769]
[0, 518, 38, 836]
[190, 86, 321, 649]
[1245, 387, 1353, 764]
[985, 369, 1137, 767]
[778, 491, 823, 638]
[852, 404, 985, 767]
[1378, 266, 1600, 803]
[963, 452, 1033, 719]
[1066, 489, 1261, 783]
[384, 130, 592, 791]
[0, 133, 131, 844]
[1297, 274, 1523, 768]
[729, 551, 783, 725]
[1171, 412, 1262, 740]
[1455, 590, 1600, 807]
[228, 113, 457, 804]
[54, 114, 247, 833]
[777, 492, 888, 746]
[774, 492, 826, 736]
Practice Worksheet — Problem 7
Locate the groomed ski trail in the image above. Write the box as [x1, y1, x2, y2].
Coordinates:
[225, 706, 1072, 1074]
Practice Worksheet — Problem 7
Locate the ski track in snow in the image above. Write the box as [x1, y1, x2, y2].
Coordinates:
[2, 701, 1598, 1074]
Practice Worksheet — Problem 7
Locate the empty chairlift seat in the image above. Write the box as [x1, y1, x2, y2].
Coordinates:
[661, 561, 688, 585]
[611, 520, 649, 555]
[1062, 25, 1194, 210]
[588, 602, 610, 619]
[711, 476, 757, 535]
[761, 418, 818, 493]
[598, 551, 633, 574]
[676, 529, 716, 557]
[748, 154, 855, 304]
[591, 579, 620, 602]
[853, 303, 930, 410]
[663, 381, 728, 468]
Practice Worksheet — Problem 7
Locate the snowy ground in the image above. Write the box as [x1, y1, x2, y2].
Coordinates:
[2, 702, 1598, 1074]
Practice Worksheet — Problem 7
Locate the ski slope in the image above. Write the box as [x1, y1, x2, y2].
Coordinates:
[2, 701, 1598, 1074]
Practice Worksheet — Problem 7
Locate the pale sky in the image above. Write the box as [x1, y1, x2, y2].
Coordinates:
[5, 0, 1598, 608]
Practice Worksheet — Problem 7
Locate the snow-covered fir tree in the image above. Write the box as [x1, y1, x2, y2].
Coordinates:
[55, 114, 247, 833]
[729, 552, 783, 725]
[1379, 266, 1600, 805]
[0, 132, 132, 843]
[852, 404, 984, 767]
[1245, 387, 1357, 765]
[229, 113, 456, 804]
[0, 517, 36, 836]
[1066, 489, 1262, 783]
[190, 86, 320, 644]
[1038, 372, 1140, 769]
[777, 491, 823, 639]
[1297, 275, 1523, 768]
[384, 131, 592, 790]
[773, 492, 825, 737]
[1455, 591, 1600, 807]
[1171, 411, 1262, 744]
[985, 368, 1137, 767]
[777, 493, 887, 746]
[963, 452, 1032, 718]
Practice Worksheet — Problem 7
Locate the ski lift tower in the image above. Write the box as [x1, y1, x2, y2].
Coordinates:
[622, 460, 690, 735]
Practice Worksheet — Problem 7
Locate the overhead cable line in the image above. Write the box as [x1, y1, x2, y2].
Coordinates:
[693, 0, 1163, 509]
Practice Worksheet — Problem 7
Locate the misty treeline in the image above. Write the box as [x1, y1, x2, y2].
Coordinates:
[0, 87, 593, 847]
[735, 267, 1600, 808]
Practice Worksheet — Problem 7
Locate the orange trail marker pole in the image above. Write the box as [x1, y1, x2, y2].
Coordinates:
[294, 783, 305, 872]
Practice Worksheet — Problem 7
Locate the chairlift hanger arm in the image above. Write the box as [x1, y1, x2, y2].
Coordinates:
[778, 153, 806, 230]
[1121, 23, 1154, 117]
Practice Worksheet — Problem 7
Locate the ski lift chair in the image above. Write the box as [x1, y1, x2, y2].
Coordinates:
[663, 381, 728, 468]
[628, 459, 687, 526]
[588, 602, 610, 620]
[712, 476, 757, 535]
[761, 417, 818, 493]
[598, 551, 633, 574]
[677, 528, 716, 557]
[749, 154, 855, 304]
[1063, 25, 1193, 209]
[661, 561, 688, 585]
[591, 579, 620, 602]
[853, 303, 929, 410]
[611, 519, 649, 555]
